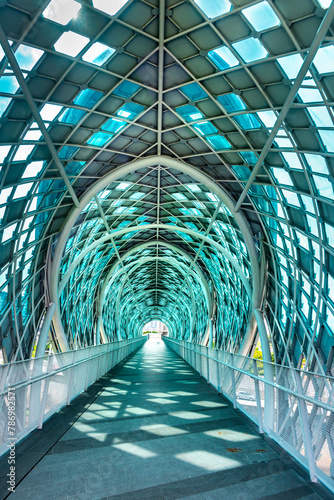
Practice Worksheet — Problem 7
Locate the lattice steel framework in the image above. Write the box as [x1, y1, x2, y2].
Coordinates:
[0, 0, 333, 380]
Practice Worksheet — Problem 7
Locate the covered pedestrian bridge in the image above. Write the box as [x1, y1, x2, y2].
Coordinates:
[0, 0, 334, 497]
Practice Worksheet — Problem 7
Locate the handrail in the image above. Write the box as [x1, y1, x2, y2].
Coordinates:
[164, 337, 334, 493]
[0, 338, 145, 396]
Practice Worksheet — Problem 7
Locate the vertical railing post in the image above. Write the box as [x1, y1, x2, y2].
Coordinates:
[66, 351, 77, 405]
[84, 347, 92, 391]
[38, 356, 53, 429]
[230, 354, 237, 409]
[253, 359, 264, 434]
[295, 371, 318, 483]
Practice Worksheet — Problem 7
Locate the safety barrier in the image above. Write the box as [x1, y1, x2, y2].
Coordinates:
[0, 337, 146, 458]
[164, 337, 334, 493]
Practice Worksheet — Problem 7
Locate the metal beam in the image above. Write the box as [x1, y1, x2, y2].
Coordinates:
[59, 223, 251, 298]
[234, 2, 334, 212]
[167, 200, 222, 326]
[96, 240, 212, 317]
[0, 24, 80, 209]
[50, 155, 262, 352]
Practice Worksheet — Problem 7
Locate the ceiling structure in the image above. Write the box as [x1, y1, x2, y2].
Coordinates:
[0, 0, 334, 377]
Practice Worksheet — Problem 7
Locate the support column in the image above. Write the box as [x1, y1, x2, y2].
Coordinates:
[209, 318, 214, 348]
[254, 308, 275, 431]
[35, 302, 56, 358]
[96, 316, 101, 345]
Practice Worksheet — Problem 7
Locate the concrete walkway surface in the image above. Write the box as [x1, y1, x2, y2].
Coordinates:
[1, 340, 331, 500]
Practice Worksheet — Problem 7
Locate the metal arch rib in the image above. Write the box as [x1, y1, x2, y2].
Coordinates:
[59, 224, 251, 298]
[96, 241, 212, 316]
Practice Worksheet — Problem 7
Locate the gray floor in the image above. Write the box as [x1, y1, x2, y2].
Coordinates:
[4, 340, 332, 499]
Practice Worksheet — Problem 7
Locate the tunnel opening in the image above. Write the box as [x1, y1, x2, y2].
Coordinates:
[143, 320, 169, 340]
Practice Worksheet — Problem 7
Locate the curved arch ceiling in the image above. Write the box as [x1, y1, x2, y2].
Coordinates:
[0, 0, 334, 376]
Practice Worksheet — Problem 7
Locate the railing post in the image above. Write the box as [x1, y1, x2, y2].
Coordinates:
[66, 351, 77, 405]
[230, 354, 237, 409]
[295, 371, 318, 483]
[253, 359, 264, 434]
[84, 347, 92, 391]
[38, 356, 53, 429]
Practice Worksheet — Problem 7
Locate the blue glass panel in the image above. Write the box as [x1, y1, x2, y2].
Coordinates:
[101, 117, 126, 134]
[113, 81, 140, 98]
[307, 106, 333, 127]
[277, 53, 304, 79]
[15, 44, 44, 71]
[232, 38, 268, 63]
[180, 82, 208, 101]
[313, 45, 334, 74]
[231, 165, 251, 179]
[313, 175, 333, 199]
[217, 93, 246, 112]
[65, 161, 85, 175]
[233, 113, 261, 130]
[58, 146, 78, 159]
[87, 132, 111, 147]
[0, 97, 11, 117]
[242, 1, 280, 31]
[206, 135, 231, 150]
[175, 104, 204, 122]
[82, 42, 115, 66]
[192, 121, 218, 135]
[240, 151, 258, 164]
[73, 88, 104, 108]
[208, 46, 239, 70]
[194, 0, 231, 19]
[304, 153, 328, 174]
[116, 102, 144, 120]
[0, 76, 19, 94]
[58, 107, 86, 124]
[318, 130, 334, 152]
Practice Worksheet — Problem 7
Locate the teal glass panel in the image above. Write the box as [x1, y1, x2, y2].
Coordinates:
[0, 76, 19, 94]
[271, 168, 294, 186]
[65, 161, 85, 175]
[180, 82, 208, 101]
[242, 1, 280, 31]
[87, 131, 111, 147]
[15, 44, 44, 71]
[192, 121, 218, 135]
[116, 102, 144, 119]
[231, 165, 251, 179]
[101, 117, 126, 133]
[277, 53, 304, 79]
[217, 93, 246, 112]
[0, 97, 11, 117]
[232, 38, 268, 63]
[307, 106, 333, 127]
[58, 146, 78, 159]
[233, 113, 261, 130]
[206, 135, 231, 149]
[194, 0, 231, 19]
[304, 153, 328, 174]
[240, 151, 257, 164]
[73, 88, 104, 108]
[175, 104, 204, 122]
[313, 175, 333, 199]
[82, 42, 115, 66]
[113, 81, 140, 98]
[313, 45, 334, 74]
[58, 107, 86, 124]
[318, 130, 334, 152]
[208, 46, 239, 70]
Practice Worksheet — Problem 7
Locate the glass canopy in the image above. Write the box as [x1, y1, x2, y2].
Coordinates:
[0, 0, 333, 382]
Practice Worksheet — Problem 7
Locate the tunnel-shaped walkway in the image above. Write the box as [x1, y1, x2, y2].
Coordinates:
[4, 340, 329, 500]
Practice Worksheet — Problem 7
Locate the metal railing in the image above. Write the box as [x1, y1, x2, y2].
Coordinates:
[0, 337, 146, 458]
[164, 337, 334, 493]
